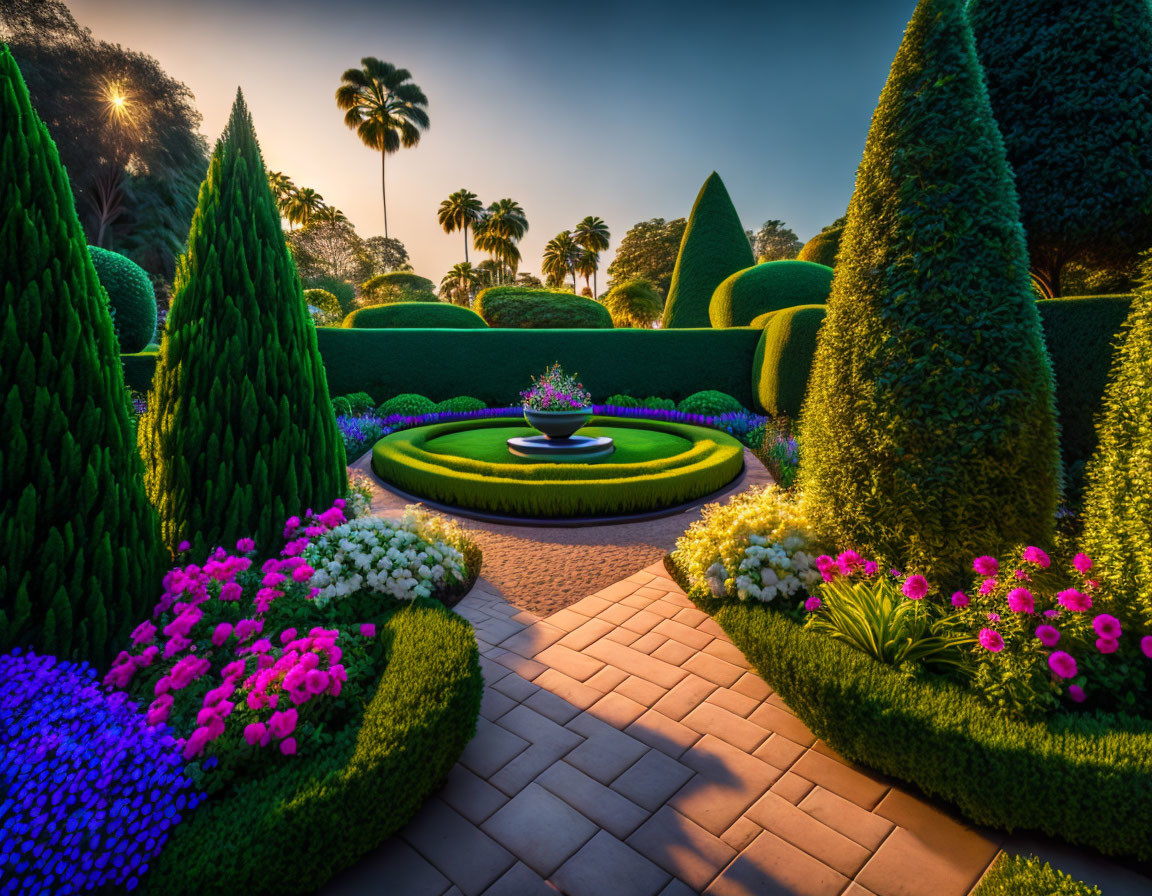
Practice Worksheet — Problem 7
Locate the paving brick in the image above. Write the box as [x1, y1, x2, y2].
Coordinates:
[674, 735, 783, 834]
[681, 703, 770, 753]
[731, 671, 771, 701]
[611, 748, 695, 811]
[522, 687, 582, 725]
[478, 656, 511, 686]
[673, 606, 711, 628]
[616, 675, 667, 708]
[534, 642, 604, 682]
[704, 687, 759, 718]
[791, 751, 889, 810]
[622, 609, 665, 635]
[552, 831, 671, 896]
[695, 617, 727, 638]
[482, 783, 598, 877]
[623, 591, 657, 609]
[653, 617, 714, 649]
[682, 652, 746, 688]
[597, 579, 642, 601]
[661, 589, 696, 609]
[588, 690, 648, 728]
[604, 626, 642, 646]
[701, 639, 750, 669]
[497, 704, 585, 753]
[537, 762, 649, 839]
[704, 830, 849, 896]
[322, 837, 449, 896]
[842, 884, 880, 896]
[439, 764, 508, 825]
[749, 702, 816, 747]
[484, 863, 558, 896]
[753, 733, 807, 770]
[566, 594, 614, 617]
[769, 772, 814, 805]
[652, 639, 695, 665]
[473, 618, 525, 646]
[626, 709, 702, 758]
[630, 631, 669, 655]
[566, 712, 650, 783]
[492, 651, 548, 682]
[458, 717, 530, 778]
[855, 825, 996, 896]
[491, 672, 539, 702]
[601, 602, 639, 625]
[585, 639, 689, 689]
[633, 585, 672, 601]
[720, 816, 762, 852]
[531, 668, 602, 711]
[584, 665, 629, 692]
[627, 805, 736, 893]
[744, 792, 871, 877]
[480, 686, 517, 722]
[651, 674, 719, 722]
[401, 799, 515, 896]
[658, 879, 700, 896]
[557, 617, 615, 651]
[489, 741, 575, 796]
[625, 571, 658, 585]
[800, 786, 895, 850]
[511, 610, 537, 625]
[540, 607, 588, 632]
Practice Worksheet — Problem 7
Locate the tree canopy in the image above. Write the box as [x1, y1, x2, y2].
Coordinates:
[605, 217, 686, 300]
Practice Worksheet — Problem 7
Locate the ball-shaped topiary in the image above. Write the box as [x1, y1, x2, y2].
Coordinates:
[343, 302, 488, 329]
[604, 278, 663, 328]
[474, 287, 613, 329]
[798, 226, 844, 268]
[753, 304, 826, 417]
[360, 272, 436, 305]
[434, 396, 487, 413]
[677, 390, 745, 416]
[304, 288, 342, 325]
[87, 245, 158, 352]
[709, 260, 834, 328]
[377, 393, 437, 417]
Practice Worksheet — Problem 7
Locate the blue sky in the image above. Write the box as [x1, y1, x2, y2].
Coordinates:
[69, 0, 918, 283]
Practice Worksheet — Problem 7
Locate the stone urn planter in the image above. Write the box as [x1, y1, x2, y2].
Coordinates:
[523, 407, 593, 440]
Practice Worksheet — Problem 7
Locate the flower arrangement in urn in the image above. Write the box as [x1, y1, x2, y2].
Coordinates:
[520, 362, 594, 439]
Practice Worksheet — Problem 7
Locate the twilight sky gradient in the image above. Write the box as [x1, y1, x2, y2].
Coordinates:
[70, 0, 918, 285]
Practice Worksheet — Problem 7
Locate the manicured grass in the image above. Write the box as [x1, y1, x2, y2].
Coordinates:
[425, 424, 692, 465]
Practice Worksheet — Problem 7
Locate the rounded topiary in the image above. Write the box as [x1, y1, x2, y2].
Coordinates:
[361, 272, 436, 304]
[709, 260, 834, 328]
[798, 226, 844, 268]
[343, 302, 488, 329]
[88, 245, 157, 352]
[434, 396, 487, 413]
[677, 390, 744, 416]
[752, 304, 826, 417]
[304, 288, 342, 325]
[377, 393, 437, 417]
[474, 287, 613, 329]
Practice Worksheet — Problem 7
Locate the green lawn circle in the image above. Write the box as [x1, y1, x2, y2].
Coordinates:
[424, 424, 693, 465]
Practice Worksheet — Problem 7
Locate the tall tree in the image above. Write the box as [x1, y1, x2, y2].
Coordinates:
[313, 205, 348, 225]
[140, 91, 346, 556]
[661, 173, 753, 328]
[751, 219, 802, 262]
[575, 249, 599, 296]
[970, 0, 1152, 297]
[0, 45, 162, 664]
[438, 189, 483, 263]
[361, 235, 409, 274]
[573, 215, 610, 297]
[799, 0, 1060, 586]
[543, 231, 579, 291]
[606, 217, 686, 299]
[285, 187, 324, 230]
[605, 278, 662, 328]
[440, 262, 482, 306]
[335, 58, 429, 239]
[288, 220, 370, 283]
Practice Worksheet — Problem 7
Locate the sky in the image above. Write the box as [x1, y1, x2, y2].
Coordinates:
[69, 0, 918, 286]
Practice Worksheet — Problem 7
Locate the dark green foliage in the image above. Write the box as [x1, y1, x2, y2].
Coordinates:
[361, 272, 435, 305]
[142, 602, 482, 895]
[434, 396, 487, 413]
[662, 173, 754, 329]
[377, 393, 437, 417]
[970, 0, 1152, 297]
[753, 304, 826, 417]
[677, 390, 744, 416]
[667, 558, 1152, 861]
[0, 44, 162, 664]
[605, 394, 677, 411]
[799, 0, 1061, 586]
[606, 217, 686, 299]
[331, 392, 375, 417]
[122, 348, 160, 393]
[139, 92, 346, 557]
[1082, 260, 1152, 628]
[87, 246, 157, 352]
[797, 225, 843, 268]
[317, 327, 760, 406]
[343, 302, 487, 329]
[709, 261, 834, 328]
[303, 288, 342, 324]
[972, 854, 1101, 896]
[302, 275, 355, 316]
[475, 286, 613, 329]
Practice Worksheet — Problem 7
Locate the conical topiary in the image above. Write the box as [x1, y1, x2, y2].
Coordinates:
[798, 0, 1061, 587]
[661, 172, 753, 329]
[139, 90, 346, 557]
[1081, 253, 1152, 628]
[0, 44, 163, 665]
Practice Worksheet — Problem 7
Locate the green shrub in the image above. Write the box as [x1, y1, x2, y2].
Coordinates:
[139, 93, 346, 557]
[1082, 261, 1152, 628]
[142, 601, 482, 895]
[361, 272, 435, 297]
[797, 226, 843, 268]
[666, 557, 1152, 862]
[434, 396, 487, 413]
[709, 261, 834, 328]
[662, 172, 755, 328]
[304, 288, 342, 326]
[972, 854, 1101, 896]
[799, 0, 1060, 587]
[302, 275, 355, 316]
[332, 392, 375, 417]
[677, 390, 744, 416]
[604, 278, 662, 328]
[605, 394, 677, 411]
[377, 393, 437, 417]
[474, 286, 613, 329]
[88, 245, 157, 352]
[122, 348, 161, 393]
[343, 302, 487, 329]
[0, 45, 162, 665]
[753, 304, 826, 417]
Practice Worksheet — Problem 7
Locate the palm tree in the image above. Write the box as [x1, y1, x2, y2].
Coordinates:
[268, 170, 294, 207]
[475, 199, 528, 283]
[335, 58, 429, 239]
[286, 187, 325, 230]
[573, 215, 610, 297]
[440, 261, 482, 306]
[475, 258, 513, 288]
[575, 249, 598, 296]
[438, 189, 483, 263]
[542, 231, 578, 291]
[314, 205, 348, 224]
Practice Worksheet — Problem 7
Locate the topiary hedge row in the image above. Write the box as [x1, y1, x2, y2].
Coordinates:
[709, 260, 834, 328]
[142, 600, 482, 895]
[666, 556, 1152, 862]
[474, 286, 613, 329]
[752, 304, 827, 417]
[343, 302, 488, 329]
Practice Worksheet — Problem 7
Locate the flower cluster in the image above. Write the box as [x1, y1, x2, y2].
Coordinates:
[1, 650, 202, 895]
[673, 486, 820, 604]
[520, 362, 593, 411]
[304, 509, 469, 604]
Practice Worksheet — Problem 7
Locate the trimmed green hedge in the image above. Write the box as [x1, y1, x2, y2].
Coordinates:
[709, 261, 834, 328]
[143, 600, 481, 894]
[667, 557, 1152, 861]
[797, 226, 843, 268]
[753, 304, 826, 417]
[361, 272, 435, 295]
[122, 349, 160, 394]
[474, 286, 613, 329]
[373, 416, 744, 518]
[88, 245, 157, 353]
[972, 854, 1100, 896]
[343, 302, 487, 329]
[677, 390, 744, 416]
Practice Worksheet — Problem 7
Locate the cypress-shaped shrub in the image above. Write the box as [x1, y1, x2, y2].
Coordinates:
[140, 91, 345, 557]
[661, 172, 754, 329]
[0, 46, 162, 664]
[798, 0, 1061, 586]
[1081, 257, 1152, 627]
[88, 246, 158, 352]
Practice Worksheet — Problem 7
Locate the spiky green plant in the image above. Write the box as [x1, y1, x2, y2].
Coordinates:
[140, 90, 345, 557]
[0, 44, 163, 664]
[798, 0, 1060, 587]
